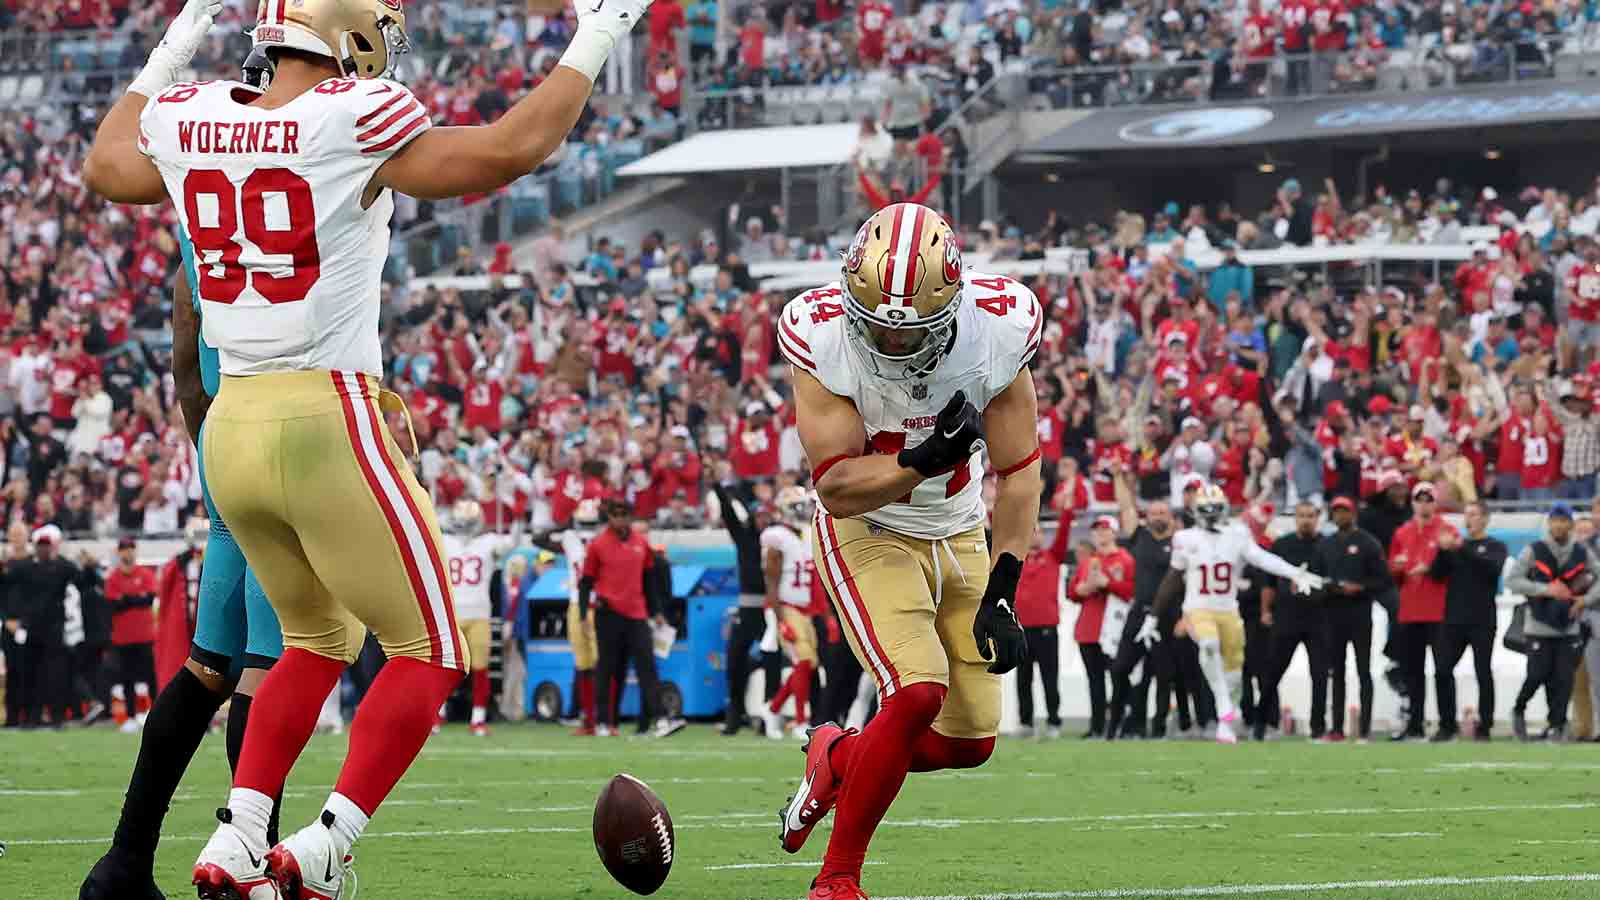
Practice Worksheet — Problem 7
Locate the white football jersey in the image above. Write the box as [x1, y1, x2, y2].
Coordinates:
[558, 529, 589, 608]
[1170, 522, 1301, 613]
[778, 271, 1041, 539]
[139, 77, 431, 377]
[760, 523, 815, 608]
[443, 532, 510, 621]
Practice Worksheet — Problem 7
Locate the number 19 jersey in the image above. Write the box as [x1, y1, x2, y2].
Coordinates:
[139, 76, 432, 378]
[778, 271, 1040, 540]
[1171, 522, 1300, 613]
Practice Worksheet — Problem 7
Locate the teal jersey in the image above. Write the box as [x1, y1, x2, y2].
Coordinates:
[177, 228, 222, 398]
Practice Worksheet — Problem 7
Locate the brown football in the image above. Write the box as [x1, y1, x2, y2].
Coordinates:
[593, 773, 675, 895]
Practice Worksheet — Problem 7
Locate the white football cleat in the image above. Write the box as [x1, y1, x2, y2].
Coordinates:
[763, 708, 786, 741]
[266, 815, 355, 900]
[1216, 710, 1240, 745]
[193, 815, 281, 900]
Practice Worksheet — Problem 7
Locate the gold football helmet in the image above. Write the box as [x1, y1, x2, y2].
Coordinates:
[452, 498, 483, 534]
[253, 0, 409, 79]
[840, 202, 964, 380]
[1194, 483, 1230, 531]
[775, 485, 812, 526]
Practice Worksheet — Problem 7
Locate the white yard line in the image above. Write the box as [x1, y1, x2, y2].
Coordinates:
[706, 861, 885, 872]
[1285, 832, 1442, 839]
[873, 872, 1600, 900]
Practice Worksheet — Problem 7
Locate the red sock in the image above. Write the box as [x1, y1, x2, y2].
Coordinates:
[909, 731, 994, 772]
[789, 661, 813, 723]
[820, 682, 946, 884]
[134, 685, 152, 715]
[235, 648, 345, 796]
[578, 671, 596, 727]
[470, 669, 490, 709]
[769, 671, 795, 714]
[333, 657, 463, 815]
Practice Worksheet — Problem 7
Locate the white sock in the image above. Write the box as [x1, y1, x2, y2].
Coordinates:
[1196, 639, 1235, 721]
[323, 792, 370, 860]
[228, 787, 275, 848]
[1225, 670, 1243, 712]
[470, 706, 486, 726]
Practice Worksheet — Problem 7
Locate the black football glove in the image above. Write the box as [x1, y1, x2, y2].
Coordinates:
[898, 391, 987, 478]
[973, 552, 1028, 675]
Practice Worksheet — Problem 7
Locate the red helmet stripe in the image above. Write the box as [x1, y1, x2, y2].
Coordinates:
[900, 206, 928, 300]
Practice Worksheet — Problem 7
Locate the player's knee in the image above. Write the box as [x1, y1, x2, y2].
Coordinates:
[951, 735, 996, 768]
[889, 681, 948, 728]
[183, 657, 235, 696]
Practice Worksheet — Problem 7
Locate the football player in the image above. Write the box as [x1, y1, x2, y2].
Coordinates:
[1154, 484, 1324, 744]
[81, 48, 287, 900]
[82, 0, 650, 896]
[775, 202, 1042, 900]
[442, 500, 513, 737]
[760, 486, 820, 740]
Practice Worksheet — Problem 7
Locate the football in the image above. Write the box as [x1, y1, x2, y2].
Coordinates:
[593, 773, 675, 895]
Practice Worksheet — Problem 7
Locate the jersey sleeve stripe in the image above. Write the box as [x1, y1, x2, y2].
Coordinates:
[1023, 298, 1043, 347]
[780, 317, 811, 351]
[356, 97, 421, 142]
[779, 332, 817, 373]
[361, 113, 429, 154]
[356, 91, 406, 127]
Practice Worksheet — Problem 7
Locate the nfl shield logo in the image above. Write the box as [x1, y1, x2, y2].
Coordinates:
[912, 383, 928, 400]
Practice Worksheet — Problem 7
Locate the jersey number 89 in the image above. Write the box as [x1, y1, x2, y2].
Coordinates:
[183, 168, 321, 305]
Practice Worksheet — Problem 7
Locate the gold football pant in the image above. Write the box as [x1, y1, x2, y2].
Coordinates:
[779, 605, 819, 666]
[566, 603, 597, 671]
[811, 510, 999, 739]
[202, 370, 467, 670]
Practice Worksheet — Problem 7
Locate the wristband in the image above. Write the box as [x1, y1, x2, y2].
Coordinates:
[558, 24, 618, 83]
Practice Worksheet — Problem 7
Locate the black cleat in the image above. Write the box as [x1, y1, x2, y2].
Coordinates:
[81, 847, 166, 900]
[1512, 710, 1529, 742]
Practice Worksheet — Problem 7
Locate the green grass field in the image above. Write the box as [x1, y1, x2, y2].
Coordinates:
[4, 724, 1600, 900]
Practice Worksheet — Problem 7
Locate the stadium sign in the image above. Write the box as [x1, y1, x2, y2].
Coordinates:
[1030, 80, 1600, 153]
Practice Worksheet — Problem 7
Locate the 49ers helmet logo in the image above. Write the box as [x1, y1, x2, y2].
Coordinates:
[377, 0, 403, 9]
[845, 225, 869, 274]
[942, 235, 962, 284]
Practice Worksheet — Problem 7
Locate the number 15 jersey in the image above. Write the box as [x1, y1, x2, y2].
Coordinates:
[778, 271, 1041, 540]
[139, 77, 431, 378]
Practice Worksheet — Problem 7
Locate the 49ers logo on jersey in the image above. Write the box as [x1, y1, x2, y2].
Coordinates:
[942, 236, 962, 284]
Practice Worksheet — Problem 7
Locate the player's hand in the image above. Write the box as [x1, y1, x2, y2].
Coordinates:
[898, 391, 986, 478]
[575, 0, 651, 42]
[779, 620, 797, 644]
[129, 0, 222, 97]
[825, 615, 841, 644]
[1174, 617, 1190, 639]
[972, 553, 1027, 675]
[1134, 614, 1160, 647]
[1547, 580, 1573, 601]
[1291, 566, 1325, 596]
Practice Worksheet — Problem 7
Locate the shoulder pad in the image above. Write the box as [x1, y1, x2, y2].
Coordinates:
[778, 284, 854, 396]
[965, 272, 1042, 396]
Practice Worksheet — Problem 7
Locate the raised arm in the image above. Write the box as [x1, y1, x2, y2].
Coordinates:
[376, 0, 648, 199]
[83, 0, 220, 203]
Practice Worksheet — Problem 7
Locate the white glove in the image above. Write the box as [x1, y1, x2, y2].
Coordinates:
[758, 607, 779, 654]
[560, 0, 652, 81]
[1133, 614, 1159, 648]
[12, 627, 25, 647]
[1290, 566, 1325, 596]
[129, 0, 222, 98]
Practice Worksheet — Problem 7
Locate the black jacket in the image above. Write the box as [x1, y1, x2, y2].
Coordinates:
[1359, 498, 1411, 553]
[1269, 532, 1323, 623]
[1311, 527, 1391, 606]
[5, 556, 89, 647]
[644, 549, 671, 620]
[1429, 536, 1507, 627]
[711, 482, 767, 598]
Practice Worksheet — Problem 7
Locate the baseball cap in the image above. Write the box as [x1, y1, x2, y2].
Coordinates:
[1482, 186, 1498, 201]
[31, 524, 62, 545]
[1378, 470, 1404, 490]
[1330, 496, 1356, 513]
[1091, 515, 1117, 531]
[608, 297, 627, 314]
[1411, 481, 1437, 500]
[669, 425, 691, 440]
[1183, 474, 1206, 492]
[1181, 416, 1204, 431]
[1408, 404, 1426, 421]
[1326, 400, 1348, 419]
[1550, 503, 1575, 521]
[745, 401, 769, 417]
[117, 536, 137, 550]
[1368, 396, 1394, 417]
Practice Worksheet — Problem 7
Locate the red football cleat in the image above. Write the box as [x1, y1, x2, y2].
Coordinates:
[808, 875, 870, 900]
[779, 722, 855, 854]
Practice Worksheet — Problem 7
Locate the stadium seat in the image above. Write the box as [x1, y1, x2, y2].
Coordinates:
[18, 74, 42, 101]
[0, 76, 16, 104]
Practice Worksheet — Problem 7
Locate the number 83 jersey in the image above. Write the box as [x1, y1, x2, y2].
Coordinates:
[778, 270, 1041, 540]
[139, 77, 432, 378]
